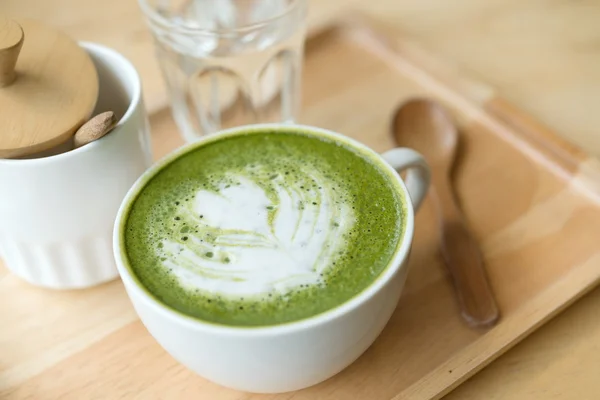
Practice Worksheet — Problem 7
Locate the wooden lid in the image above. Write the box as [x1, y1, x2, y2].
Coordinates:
[0, 17, 98, 158]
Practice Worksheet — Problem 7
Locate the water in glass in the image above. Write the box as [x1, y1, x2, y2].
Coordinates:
[140, 0, 307, 141]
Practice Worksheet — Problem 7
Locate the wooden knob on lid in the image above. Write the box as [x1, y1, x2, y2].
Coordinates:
[0, 18, 23, 87]
[0, 17, 98, 158]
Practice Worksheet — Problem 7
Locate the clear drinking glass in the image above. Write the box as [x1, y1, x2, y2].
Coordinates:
[138, 0, 308, 141]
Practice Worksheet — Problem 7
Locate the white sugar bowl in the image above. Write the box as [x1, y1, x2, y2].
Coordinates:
[0, 19, 153, 289]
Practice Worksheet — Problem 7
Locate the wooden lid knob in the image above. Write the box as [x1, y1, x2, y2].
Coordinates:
[0, 18, 24, 87]
[0, 17, 98, 158]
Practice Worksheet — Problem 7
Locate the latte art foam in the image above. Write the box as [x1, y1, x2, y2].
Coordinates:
[158, 167, 355, 297]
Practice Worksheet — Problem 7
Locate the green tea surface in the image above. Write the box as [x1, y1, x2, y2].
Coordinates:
[123, 129, 406, 326]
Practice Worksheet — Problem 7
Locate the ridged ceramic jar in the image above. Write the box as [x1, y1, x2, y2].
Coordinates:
[0, 42, 153, 289]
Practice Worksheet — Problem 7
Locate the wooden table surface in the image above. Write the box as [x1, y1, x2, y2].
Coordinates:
[3, 0, 600, 398]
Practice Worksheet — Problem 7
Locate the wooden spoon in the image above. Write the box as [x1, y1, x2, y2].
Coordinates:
[392, 98, 500, 328]
[73, 111, 117, 148]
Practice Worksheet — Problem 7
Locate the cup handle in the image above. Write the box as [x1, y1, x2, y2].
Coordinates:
[381, 148, 431, 211]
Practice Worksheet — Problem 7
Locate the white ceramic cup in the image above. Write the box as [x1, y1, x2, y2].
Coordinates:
[113, 124, 429, 393]
[0, 42, 153, 289]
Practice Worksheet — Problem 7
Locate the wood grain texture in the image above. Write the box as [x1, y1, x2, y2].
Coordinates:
[3, 16, 600, 400]
[0, 18, 98, 158]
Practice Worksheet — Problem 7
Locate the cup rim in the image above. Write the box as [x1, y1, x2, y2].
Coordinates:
[0, 42, 141, 166]
[113, 123, 415, 337]
[138, 0, 307, 36]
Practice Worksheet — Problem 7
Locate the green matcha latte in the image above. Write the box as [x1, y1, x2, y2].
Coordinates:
[121, 128, 406, 327]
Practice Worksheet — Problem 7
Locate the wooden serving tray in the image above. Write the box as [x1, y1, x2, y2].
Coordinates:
[4, 14, 600, 400]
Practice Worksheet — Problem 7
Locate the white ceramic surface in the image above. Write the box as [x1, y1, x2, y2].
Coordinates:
[113, 124, 429, 393]
[0, 42, 153, 289]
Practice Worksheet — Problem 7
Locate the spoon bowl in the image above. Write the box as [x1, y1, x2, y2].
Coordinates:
[392, 99, 458, 170]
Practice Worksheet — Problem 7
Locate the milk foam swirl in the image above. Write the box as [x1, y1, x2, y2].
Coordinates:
[156, 166, 355, 297]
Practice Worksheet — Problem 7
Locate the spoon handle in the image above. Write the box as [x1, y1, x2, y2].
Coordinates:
[433, 176, 500, 328]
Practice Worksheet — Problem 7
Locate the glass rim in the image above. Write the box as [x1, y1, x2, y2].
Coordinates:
[138, 0, 307, 36]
